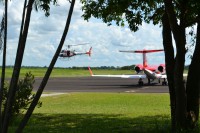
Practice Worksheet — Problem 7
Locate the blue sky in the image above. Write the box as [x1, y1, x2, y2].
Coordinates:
[0, 0, 192, 67]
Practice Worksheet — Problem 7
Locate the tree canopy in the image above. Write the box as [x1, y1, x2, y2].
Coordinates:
[81, 0, 200, 30]
[81, 0, 200, 131]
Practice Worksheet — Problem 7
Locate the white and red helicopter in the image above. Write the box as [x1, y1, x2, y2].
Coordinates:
[59, 43, 92, 58]
[88, 49, 167, 86]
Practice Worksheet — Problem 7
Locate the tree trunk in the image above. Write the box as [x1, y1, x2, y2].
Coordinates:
[164, 0, 187, 128]
[16, 0, 76, 132]
[173, 30, 186, 128]
[2, 0, 34, 132]
[0, 0, 7, 132]
[162, 12, 176, 132]
[186, 19, 200, 128]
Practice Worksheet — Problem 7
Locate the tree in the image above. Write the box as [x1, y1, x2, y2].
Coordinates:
[163, 0, 200, 129]
[164, 0, 187, 128]
[0, 0, 8, 132]
[186, 19, 200, 128]
[81, 0, 200, 131]
[1, 0, 57, 132]
[16, 0, 76, 132]
[2, 0, 36, 132]
[162, 11, 176, 131]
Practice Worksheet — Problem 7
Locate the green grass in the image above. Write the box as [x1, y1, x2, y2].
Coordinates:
[2, 67, 135, 78]
[10, 93, 174, 133]
[1, 67, 188, 78]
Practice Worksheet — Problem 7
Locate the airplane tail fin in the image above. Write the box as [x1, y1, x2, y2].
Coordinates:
[135, 50, 164, 69]
[88, 67, 93, 76]
[120, 49, 164, 69]
[86, 47, 92, 57]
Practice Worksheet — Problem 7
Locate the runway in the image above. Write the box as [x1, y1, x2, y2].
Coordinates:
[33, 77, 169, 93]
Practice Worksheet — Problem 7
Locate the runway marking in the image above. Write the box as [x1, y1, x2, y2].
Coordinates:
[41, 93, 67, 97]
[125, 86, 150, 93]
[141, 87, 149, 89]
[125, 90, 136, 93]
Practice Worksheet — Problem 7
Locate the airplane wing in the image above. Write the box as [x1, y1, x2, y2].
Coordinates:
[143, 68, 167, 79]
[88, 67, 146, 79]
[119, 50, 135, 53]
[119, 49, 164, 53]
[156, 74, 167, 79]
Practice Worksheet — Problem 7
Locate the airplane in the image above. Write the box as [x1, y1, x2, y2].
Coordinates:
[119, 49, 165, 74]
[88, 67, 167, 86]
[59, 43, 92, 58]
[88, 49, 167, 86]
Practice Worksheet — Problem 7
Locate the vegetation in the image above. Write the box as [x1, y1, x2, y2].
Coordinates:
[2, 72, 41, 117]
[7, 93, 199, 132]
[0, 66, 136, 78]
[81, 0, 200, 131]
[1, 0, 199, 132]
[0, 0, 8, 131]
[0, 0, 72, 132]
[0, 66, 189, 78]
[11, 93, 171, 132]
[16, 1, 76, 132]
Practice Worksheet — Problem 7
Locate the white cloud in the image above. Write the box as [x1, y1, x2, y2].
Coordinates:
[1, 1, 168, 67]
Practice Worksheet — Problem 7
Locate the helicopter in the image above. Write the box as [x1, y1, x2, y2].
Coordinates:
[59, 43, 92, 58]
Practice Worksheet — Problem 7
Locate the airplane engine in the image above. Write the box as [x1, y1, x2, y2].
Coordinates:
[134, 65, 143, 73]
[158, 64, 165, 73]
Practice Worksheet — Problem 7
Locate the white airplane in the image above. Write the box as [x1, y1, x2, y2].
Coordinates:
[88, 49, 168, 86]
[88, 67, 167, 86]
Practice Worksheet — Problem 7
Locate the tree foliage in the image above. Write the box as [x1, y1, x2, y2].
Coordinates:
[81, 0, 200, 131]
[16, 0, 76, 132]
[0, 0, 60, 132]
[34, 0, 58, 16]
[2, 72, 41, 116]
[0, 14, 4, 52]
[81, 0, 165, 31]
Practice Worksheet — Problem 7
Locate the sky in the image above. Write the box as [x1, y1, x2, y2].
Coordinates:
[0, 0, 192, 67]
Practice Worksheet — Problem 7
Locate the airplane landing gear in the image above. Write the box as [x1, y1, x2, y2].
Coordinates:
[162, 81, 167, 85]
[148, 78, 151, 85]
[162, 78, 167, 85]
[138, 78, 144, 86]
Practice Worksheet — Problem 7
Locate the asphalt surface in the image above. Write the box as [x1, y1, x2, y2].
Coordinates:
[33, 77, 169, 93]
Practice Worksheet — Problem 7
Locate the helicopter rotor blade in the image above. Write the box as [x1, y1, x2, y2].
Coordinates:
[67, 43, 90, 48]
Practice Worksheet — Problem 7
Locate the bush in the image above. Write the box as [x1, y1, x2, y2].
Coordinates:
[2, 72, 42, 115]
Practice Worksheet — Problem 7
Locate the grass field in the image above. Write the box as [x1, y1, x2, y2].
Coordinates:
[10, 93, 174, 133]
[4, 68, 195, 132]
[1, 67, 188, 78]
[1, 67, 135, 78]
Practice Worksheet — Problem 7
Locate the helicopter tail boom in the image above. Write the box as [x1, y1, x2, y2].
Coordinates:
[86, 47, 92, 57]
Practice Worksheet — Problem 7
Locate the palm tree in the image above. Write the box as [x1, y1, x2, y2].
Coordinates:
[0, 0, 7, 132]
[16, 0, 76, 132]
[2, 0, 35, 132]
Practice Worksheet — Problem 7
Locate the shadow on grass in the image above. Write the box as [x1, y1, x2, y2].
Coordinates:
[9, 113, 175, 133]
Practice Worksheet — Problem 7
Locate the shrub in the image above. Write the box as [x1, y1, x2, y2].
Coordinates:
[2, 72, 42, 115]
